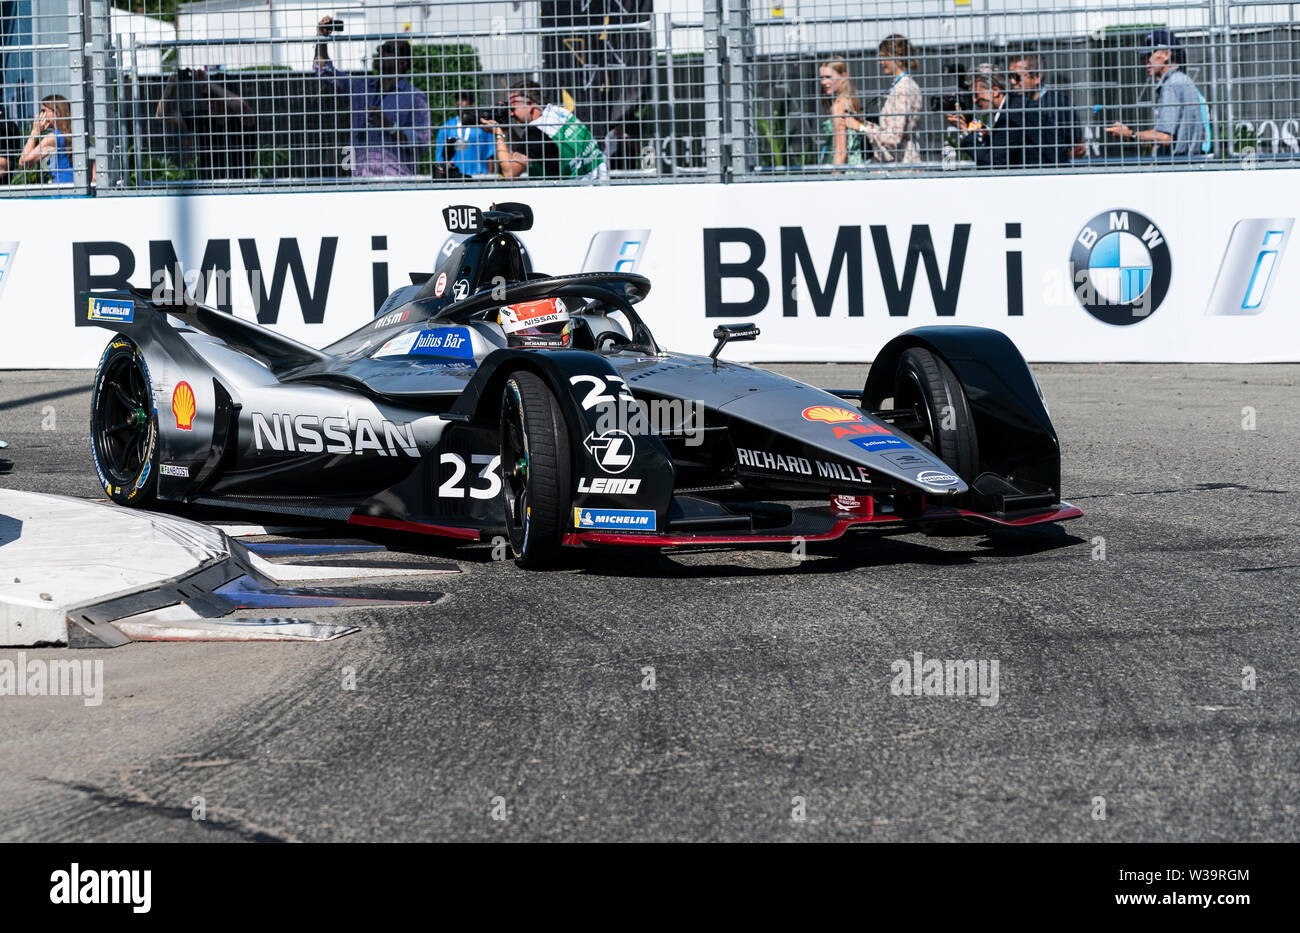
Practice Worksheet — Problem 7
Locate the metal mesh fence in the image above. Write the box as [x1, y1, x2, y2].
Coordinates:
[1, 0, 89, 191]
[1, 0, 1297, 195]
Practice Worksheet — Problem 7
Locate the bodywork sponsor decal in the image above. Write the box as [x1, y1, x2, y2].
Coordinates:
[849, 435, 909, 452]
[374, 331, 418, 358]
[252, 413, 420, 457]
[573, 507, 656, 530]
[171, 381, 196, 430]
[374, 328, 475, 360]
[373, 309, 411, 329]
[408, 328, 474, 359]
[88, 296, 134, 323]
[736, 448, 872, 484]
[802, 405, 862, 424]
[576, 476, 641, 494]
[881, 451, 932, 469]
[160, 463, 189, 477]
[917, 470, 960, 486]
[584, 430, 635, 474]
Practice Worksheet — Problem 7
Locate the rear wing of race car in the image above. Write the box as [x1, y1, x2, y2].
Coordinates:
[75, 288, 332, 377]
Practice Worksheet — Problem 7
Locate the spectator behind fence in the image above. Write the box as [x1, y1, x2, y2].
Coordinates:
[0, 117, 23, 180]
[1105, 30, 1207, 158]
[947, 64, 1033, 167]
[846, 35, 923, 164]
[1007, 52, 1084, 164]
[155, 68, 256, 179]
[484, 80, 607, 182]
[433, 91, 493, 179]
[818, 59, 866, 168]
[18, 95, 73, 183]
[315, 17, 432, 178]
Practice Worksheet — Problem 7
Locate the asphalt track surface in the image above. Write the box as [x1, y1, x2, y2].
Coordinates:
[0, 363, 1296, 842]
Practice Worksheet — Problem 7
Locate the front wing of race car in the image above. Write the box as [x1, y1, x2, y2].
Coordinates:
[563, 501, 1083, 548]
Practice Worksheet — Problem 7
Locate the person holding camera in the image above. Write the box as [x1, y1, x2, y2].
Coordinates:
[946, 64, 1033, 167]
[433, 91, 493, 179]
[482, 80, 607, 182]
[1104, 30, 1206, 158]
[314, 16, 431, 178]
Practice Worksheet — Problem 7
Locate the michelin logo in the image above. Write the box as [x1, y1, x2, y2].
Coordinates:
[88, 296, 134, 323]
[574, 507, 656, 531]
[1206, 218, 1294, 316]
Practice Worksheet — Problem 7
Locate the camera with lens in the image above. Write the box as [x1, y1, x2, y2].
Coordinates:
[927, 63, 974, 116]
[324, 17, 345, 33]
[463, 103, 512, 127]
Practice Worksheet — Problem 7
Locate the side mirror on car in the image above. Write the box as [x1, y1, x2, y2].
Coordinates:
[709, 323, 760, 366]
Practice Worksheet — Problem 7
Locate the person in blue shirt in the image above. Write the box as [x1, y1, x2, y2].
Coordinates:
[314, 17, 432, 178]
[1105, 30, 1207, 158]
[19, 95, 73, 184]
[433, 91, 493, 178]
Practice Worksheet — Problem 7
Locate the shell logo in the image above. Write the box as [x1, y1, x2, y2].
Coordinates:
[802, 405, 862, 424]
[172, 381, 196, 431]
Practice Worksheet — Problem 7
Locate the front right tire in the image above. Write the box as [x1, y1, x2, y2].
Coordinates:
[893, 346, 979, 482]
[499, 369, 571, 567]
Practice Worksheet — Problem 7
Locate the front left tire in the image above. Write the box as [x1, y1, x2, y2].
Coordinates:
[499, 369, 571, 567]
[90, 337, 159, 506]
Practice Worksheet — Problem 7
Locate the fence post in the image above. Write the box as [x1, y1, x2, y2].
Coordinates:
[88, 0, 112, 188]
[1217, 0, 1236, 156]
[726, 0, 753, 179]
[703, 0, 726, 181]
[68, 0, 88, 192]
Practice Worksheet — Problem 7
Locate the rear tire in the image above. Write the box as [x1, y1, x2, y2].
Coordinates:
[893, 347, 978, 481]
[90, 337, 159, 506]
[499, 370, 571, 568]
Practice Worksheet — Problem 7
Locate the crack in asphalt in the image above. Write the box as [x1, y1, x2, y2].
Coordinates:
[43, 779, 293, 843]
[1071, 482, 1289, 501]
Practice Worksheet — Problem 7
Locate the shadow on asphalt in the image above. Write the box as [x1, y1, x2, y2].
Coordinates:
[560, 524, 1087, 580]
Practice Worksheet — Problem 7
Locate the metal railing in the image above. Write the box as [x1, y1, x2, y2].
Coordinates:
[1, 0, 1297, 197]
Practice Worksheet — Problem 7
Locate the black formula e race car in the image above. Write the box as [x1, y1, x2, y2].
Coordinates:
[78, 202, 1079, 567]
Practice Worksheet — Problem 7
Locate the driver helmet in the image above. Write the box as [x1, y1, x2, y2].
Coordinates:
[498, 297, 571, 349]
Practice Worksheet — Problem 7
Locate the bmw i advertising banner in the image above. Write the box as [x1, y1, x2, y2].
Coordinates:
[1, 168, 1298, 366]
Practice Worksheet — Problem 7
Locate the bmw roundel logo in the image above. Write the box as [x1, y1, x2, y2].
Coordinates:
[1070, 209, 1172, 325]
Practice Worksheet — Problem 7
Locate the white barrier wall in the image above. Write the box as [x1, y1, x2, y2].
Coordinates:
[3, 169, 1300, 368]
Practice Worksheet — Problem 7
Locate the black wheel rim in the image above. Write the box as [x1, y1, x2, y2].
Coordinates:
[95, 352, 152, 485]
[501, 383, 530, 550]
[894, 367, 939, 455]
